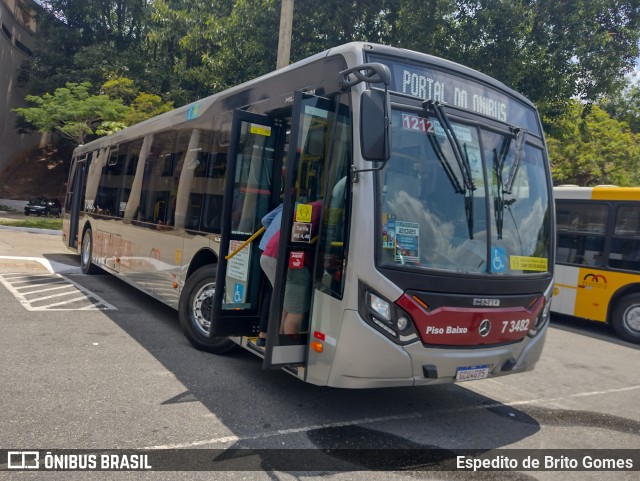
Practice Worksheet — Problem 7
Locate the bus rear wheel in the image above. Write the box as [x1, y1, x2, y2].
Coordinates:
[612, 294, 640, 343]
[178, 265, 236, 354]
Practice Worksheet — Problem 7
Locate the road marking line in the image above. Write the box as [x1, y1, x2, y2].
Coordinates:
[144, 413, 420, 449]
[0, 272, 116, 311]
[35, 295, 93, 309]
[19, 284, 74, 295]
[29, 289, 83, 303]
[142, 384, 640, 450]
[10, 278, 62, 286]
[16, 278, 67, 287]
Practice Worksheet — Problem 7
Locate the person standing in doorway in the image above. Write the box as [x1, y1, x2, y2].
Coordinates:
[256, 203, 283, 346]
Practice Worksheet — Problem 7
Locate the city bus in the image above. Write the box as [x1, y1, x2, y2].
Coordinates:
[63, 42, 554, 388]
[553, 185, 640, 343]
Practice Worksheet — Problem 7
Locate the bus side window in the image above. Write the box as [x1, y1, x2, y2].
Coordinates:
[609, 205, 640, 271]
[556, 202, 607, 266]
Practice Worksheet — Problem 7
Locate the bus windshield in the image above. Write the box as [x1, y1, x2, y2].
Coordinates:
[379, 107, 551, 275]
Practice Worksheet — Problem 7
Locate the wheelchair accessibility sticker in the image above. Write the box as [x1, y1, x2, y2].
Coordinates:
[491, 247, 507, 273]
[232, 283, 245, 304]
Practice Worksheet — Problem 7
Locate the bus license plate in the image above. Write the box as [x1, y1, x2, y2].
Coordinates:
[455, 364, 490, 382]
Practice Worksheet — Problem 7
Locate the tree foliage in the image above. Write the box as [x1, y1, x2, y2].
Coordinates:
[12, 82, 128, 145]
[546, 100, 640, 186]
[12, 78, 173, 145]
[15, 0, 640, 184]
[23, 1, 153, 95]
[23, 0, 640, 106]
[601, 81, 640, 133]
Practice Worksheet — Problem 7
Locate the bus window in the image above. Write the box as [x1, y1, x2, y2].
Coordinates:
[138, 130, 191, 230]
[609, 205, 640, 271]
[555, 202, 608, 266]
[119, 139, 143, 218]
[95, 146, 125, 217]
[316, 103, 351, 298]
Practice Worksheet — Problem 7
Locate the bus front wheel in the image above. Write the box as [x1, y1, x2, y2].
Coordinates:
[80, 228, 100, 274]
[612, 294, 640, 343]
[178, 265, 236, 354]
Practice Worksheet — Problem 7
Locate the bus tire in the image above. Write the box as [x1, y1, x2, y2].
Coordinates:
[80, 228, 100, 275]
[178, 265, 236, 354]
[612, 294, 640, 343]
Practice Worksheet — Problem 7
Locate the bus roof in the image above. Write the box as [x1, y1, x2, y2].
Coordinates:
[554, 185, 640, 201]
[72, 42, 537, 157]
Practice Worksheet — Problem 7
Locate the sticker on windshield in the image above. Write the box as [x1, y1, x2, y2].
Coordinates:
[510, 256, 548, 272]
[382, 213, 396, 249]
[491, 247, 507, 273]
[395, 221, 420, 263]
[466, 145, 483, 185]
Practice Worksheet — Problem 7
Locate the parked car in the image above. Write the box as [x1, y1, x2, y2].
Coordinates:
[24, 198, 62, 217]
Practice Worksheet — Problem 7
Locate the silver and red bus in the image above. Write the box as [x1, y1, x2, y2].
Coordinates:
[63, 43, 554, 388]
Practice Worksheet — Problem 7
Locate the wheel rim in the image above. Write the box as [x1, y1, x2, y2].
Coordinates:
[81, 234, 91, 266]
[623, 304, 640, 333]
[191, 282, 215, 336]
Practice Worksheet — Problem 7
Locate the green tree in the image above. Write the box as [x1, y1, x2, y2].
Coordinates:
[20, 0, 640, 119]
[601, 79, 640, 133]
[100, 77, 174, 126]
[394, 0, 640, 109]
[148, 0, 235, 102]
[102, 77, 138, 104]
[22, 1, 154, 96]
[546, 100, 640, 186]
[12, 82, 128, 145]
[124, 92, 174, 125]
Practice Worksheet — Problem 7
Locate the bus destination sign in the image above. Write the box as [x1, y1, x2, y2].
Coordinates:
[369, 55, 540, 135]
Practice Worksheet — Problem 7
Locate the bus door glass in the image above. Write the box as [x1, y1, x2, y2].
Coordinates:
[264, 92, 336, 368]
[66, 153, 90, 248]
[210, 110, 283, 336]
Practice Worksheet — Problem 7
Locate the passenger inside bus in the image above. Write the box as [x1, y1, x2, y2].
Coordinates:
[257, 202, 283, 346]
[259, 199, 322, 340]
[281, 199, 322, 336]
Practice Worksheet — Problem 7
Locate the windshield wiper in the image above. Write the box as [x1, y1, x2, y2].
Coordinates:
[423, 100, 475, 192]
[423, 100, 475, 239]
[494, 127, 526, 239]
[427, 135, 464, 194]
[493, 137, 510, 239]
[503, 127, 527, 194]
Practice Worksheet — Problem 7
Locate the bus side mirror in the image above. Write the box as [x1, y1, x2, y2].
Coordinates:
[360, 89, 391, 162]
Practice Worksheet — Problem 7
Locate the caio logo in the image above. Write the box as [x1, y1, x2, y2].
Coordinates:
[581, 273, 608, 290]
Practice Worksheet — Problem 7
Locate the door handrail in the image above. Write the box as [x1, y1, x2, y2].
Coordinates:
[224, 226, 266, 260]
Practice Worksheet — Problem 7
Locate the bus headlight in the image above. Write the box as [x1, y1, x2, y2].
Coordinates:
[396, 316, 409, 331]
[358, 282, 418, 345]
[368, 292, 391, 321]
[528, 296, 552, 337]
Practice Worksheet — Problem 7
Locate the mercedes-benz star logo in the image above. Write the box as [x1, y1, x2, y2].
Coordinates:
[479, 319, 491, 337]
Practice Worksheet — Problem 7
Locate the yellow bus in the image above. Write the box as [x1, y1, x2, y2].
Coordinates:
[553, 185, 640, 343]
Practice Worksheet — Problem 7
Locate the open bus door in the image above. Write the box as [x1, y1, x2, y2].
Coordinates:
[209, 110, 283, 337]
[65, 154, 89, 249]
[263, 92, 337, 368]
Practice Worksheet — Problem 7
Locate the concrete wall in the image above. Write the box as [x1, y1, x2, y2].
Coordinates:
[0, 0, 45, 175]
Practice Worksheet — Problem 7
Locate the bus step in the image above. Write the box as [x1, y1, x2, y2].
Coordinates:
[246, 338, 266, 357]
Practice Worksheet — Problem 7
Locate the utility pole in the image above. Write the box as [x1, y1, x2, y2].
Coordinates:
[276, 0, 294, 69]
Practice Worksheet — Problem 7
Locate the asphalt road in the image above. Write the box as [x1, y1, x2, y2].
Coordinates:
[0, 228, 639, 480]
